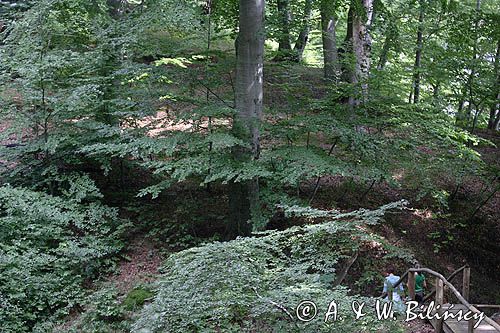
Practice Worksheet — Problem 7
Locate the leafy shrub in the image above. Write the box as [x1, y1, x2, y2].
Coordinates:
[60, 286, 130, 333]
[123, 287, 155, 311]
[0, 185, 128, 332]
[133, 201, 408, 332]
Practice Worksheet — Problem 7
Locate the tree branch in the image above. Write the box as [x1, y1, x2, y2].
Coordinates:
[252, 287, 298, 328]
[332, 251, 359, 287]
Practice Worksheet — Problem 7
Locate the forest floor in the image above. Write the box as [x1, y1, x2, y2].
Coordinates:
[109, 238, 163, 293]
[403, 319, 435, 333]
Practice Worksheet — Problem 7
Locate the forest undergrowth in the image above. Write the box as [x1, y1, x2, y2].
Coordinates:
[1, 0, 499, 331]
[53, 65, 499, 332]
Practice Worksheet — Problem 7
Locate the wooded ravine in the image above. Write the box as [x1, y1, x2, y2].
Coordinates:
[0, 0, 499, 332]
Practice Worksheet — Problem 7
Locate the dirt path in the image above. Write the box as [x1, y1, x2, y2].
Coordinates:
[111, 238, 163, 293]
[404, 319, 435, 333]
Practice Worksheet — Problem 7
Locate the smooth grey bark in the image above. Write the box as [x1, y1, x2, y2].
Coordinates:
[377, 19, 398, 70]
[293, 0, 313, 62]
[320, 0, 340, 80]
[351, 0, 374, 104]
[455, 92, 467, 126]
[471, 106, 483, 134]
[377, 35, 391, 70]
[464, 0, 482, 125]
[228, 0, 265, 237]
[493, 105, 500, 131]
[275, 0, 292, 60]
[488, 40, 500, 130]
[410, 0, 424, 104]
[340, 7, 354, 84]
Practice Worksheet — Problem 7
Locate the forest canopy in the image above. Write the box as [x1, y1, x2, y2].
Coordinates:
[0, 0, 498, 332]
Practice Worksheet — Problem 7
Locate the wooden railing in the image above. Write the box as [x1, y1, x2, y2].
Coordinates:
[380, 266, 500, 333]
[423, 265, 469, 303]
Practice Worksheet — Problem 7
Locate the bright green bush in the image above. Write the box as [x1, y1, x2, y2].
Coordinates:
[123, 287, 155, 311]
[0, 185, 128, 332]
[133, 201, 408, 332]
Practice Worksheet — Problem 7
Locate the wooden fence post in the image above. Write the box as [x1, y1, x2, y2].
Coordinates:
[468, 316, 475, 333]
[435, 278, 444, 333]
[408, 271, 416, 300]
[463, 266, 470, 302]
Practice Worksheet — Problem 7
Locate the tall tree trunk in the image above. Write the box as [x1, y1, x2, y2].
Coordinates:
[465, 0, 481, 126]
[377, 35, 391, 70]
[494, 107, 500, 131]
[455, 88, 467, 125]
[488, 89, 500, 130]
[229, 0, 265, 237]
[432, 82, 440, 101]
[275, 0, 292, 60]
[351, 0, 374, 105]
[341, 7, 356, 106]
[471, 107, 482, 134]
[488, 40, 500, 130]
[293, 0, 313, 62]
[410, 0, 424, 104]
[320, 0, 339, 80]
[341, 7, 354, 83]
[377, 19, 398, 70]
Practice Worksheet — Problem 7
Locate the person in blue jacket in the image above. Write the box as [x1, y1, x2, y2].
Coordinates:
[383, 265, 406, 313]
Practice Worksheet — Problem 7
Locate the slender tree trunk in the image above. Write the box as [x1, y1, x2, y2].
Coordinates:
[377, 36, 390, 70]
[228, 0, 265, 237]
[410, 0, 424, 104]
[341, 7, 354, 83]
[468, 183, 500, 222]
[494, 108, 500, 130]
[341, 7, 356, 106]
[275, 0, 292, 60]
[488, 40, 500, 130]
[293, 0, 313, 62]
[320, 0, 339, 80]
[377, 19, 398, 70]
[465, 0, 481, 125]
[489, 89, 500, 130]
[351, 0, 374, 104]
[433, 83, 439, 99]
[456, 91, 467, 125]
[471, 107, 482, 134]
[488, 92, 500, 130]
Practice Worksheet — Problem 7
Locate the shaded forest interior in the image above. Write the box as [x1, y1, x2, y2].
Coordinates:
[0, 0, 499, 332]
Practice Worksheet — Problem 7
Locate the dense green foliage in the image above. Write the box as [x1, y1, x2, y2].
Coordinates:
[0, 183, 127, 332]
[0, 0, 498, 331]
[133, 201, 408, 332]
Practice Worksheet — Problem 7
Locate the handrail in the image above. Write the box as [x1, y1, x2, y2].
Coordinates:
[474, 304, 500, 309]
[423, 265, 468, 302]
[379, 266, 500, 332]
[380, 265, 468, 300]
[410, 268, 500, 332]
